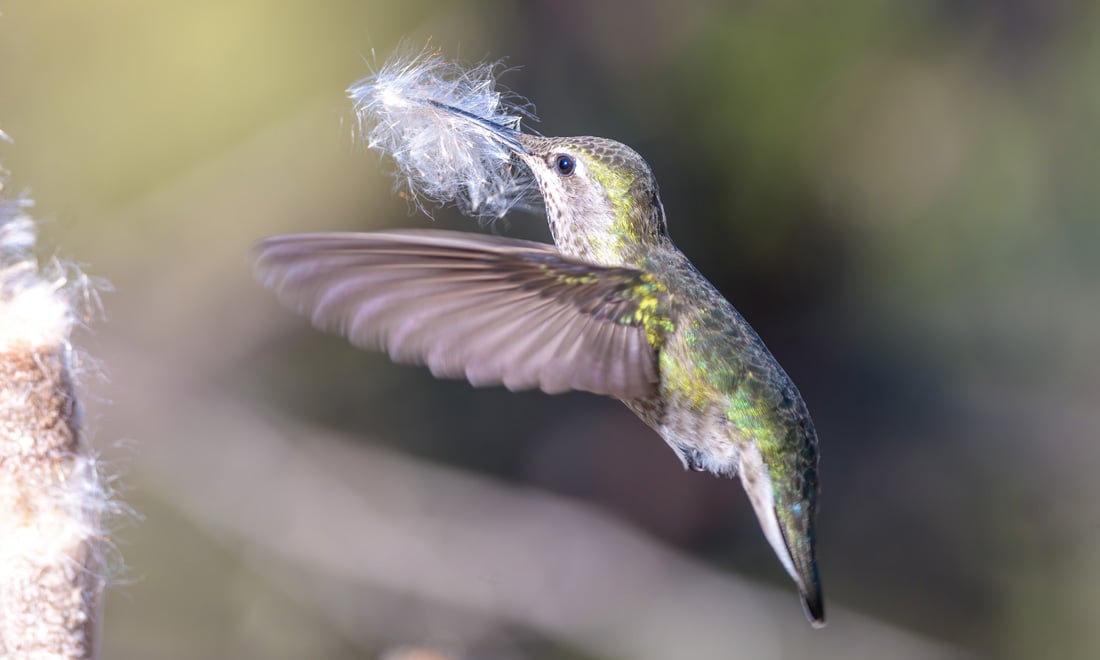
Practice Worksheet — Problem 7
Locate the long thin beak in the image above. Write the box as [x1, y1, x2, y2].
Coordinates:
[426, 100, 530, 154]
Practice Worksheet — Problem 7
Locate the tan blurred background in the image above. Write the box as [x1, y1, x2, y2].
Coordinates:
[2, 1, 1099, 658]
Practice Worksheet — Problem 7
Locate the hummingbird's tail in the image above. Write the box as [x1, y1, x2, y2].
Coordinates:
[775, 515, 825, 628]
[738, 444, 825, 628]
[794, 555, 826, 628]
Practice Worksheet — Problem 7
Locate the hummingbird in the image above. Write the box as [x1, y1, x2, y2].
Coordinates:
[254, 113, 825, 627]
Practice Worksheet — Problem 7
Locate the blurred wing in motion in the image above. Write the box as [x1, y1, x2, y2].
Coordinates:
[254, 230, 672, 398]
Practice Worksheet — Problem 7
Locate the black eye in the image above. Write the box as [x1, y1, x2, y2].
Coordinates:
[554, 154, 575, 177]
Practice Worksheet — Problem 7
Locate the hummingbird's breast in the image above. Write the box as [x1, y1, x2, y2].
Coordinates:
[629, 244, 818, 489]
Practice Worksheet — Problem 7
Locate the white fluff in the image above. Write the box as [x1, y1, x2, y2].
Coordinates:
[0, 191, 71, 350]
[0, 183, 35, 255]
[348, 46, 538, 219]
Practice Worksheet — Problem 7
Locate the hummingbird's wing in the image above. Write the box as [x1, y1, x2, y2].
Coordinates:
[254, 230, 672, 398]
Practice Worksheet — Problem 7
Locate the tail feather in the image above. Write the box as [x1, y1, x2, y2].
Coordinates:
[738, 444, 825, 627]
[799, 569, 826, 628]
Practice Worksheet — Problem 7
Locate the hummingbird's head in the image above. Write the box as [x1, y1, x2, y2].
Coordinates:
[420, 101, 668, 265]
[513, 134, 669, 266]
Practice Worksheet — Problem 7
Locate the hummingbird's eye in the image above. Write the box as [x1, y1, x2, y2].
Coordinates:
[553, 154, 576, 177]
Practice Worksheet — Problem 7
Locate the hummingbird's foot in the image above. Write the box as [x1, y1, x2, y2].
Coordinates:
[690, 450, 709, 471]
[680, 448, 709, 472]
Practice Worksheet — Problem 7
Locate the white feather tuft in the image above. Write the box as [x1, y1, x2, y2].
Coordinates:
[348, 46, 538, 219]
[0, 185, 36, 256]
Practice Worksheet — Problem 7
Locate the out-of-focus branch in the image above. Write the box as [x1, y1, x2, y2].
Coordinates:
[0, 186, 105, 659]
[122, 387, 965, 660]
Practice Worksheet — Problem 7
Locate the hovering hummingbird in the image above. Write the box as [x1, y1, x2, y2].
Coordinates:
[255, 91, 824, 627]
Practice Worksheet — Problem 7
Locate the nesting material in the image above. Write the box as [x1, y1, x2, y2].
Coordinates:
[348, 46, 539, 219]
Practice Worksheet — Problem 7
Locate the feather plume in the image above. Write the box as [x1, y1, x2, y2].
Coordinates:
[348, 46, 538, 219]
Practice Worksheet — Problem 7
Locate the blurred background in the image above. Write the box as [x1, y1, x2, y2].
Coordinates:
[2, 1, 1098, 658]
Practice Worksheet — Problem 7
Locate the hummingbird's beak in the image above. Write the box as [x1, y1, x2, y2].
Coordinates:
[426, 100, 529, 154]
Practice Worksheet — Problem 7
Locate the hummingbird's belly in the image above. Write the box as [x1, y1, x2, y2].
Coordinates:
[624, 395, 741, 477]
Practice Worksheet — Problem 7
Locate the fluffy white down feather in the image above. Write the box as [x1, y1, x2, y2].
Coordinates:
[348, 47, 539, 219]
